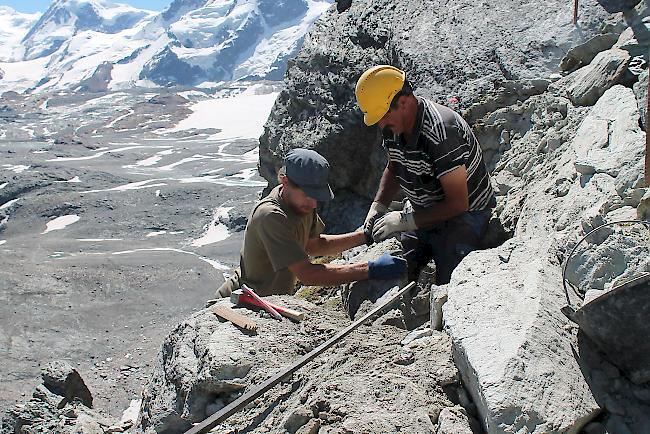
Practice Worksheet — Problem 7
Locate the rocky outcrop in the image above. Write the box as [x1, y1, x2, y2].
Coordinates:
[1, 361, 122, 434]
[136, 295, 471, 434]
[258, 0, 619, 231]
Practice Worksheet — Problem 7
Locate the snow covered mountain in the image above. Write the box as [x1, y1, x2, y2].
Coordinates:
[0, 0, 332, 93]
[0, 7, 41, 63]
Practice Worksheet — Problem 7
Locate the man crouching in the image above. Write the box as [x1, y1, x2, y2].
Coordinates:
[211, 148, 406, 301]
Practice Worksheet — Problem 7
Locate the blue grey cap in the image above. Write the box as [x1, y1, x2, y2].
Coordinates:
[284, 148, 334, 201]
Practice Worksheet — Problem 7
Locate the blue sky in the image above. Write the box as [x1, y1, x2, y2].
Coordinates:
[2, 0, 170, 13]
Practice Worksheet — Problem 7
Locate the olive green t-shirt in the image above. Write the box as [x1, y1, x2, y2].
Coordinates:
[238, 185, 325, 296]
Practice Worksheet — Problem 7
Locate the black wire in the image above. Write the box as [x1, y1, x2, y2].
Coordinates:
[561, 220, 650, 307]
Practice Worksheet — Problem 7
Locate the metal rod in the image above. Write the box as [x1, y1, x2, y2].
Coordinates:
[646, 64, 649, 186]
[184, 281, 417, 434]
[645, 71, 650, 186]
[573, 0, 579, 24]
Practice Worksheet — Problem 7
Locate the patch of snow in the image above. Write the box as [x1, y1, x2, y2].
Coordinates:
[82, 179, 167, 193]
[166, 89, 279, 140]
[191, 206, 233, 247]
[146, 230, 167, 237]
[177, 174, 266, 187]
[47, 145, 168, 162]
[123, 148, 174, 169]
[0, 198, 19, 210]
[54, 176, 82, 183]
[42, 215, 80, 234]
[112, 247, 229, 270]
[2, 164, 31, 173]
[77, 238, 123, 241]
[0, 240, 6, 245]
[0, 182, 7, 189]
[157, 154, 213, 171]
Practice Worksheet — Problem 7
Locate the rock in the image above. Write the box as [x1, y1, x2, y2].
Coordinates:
[400, 326, 432, 346]
[1, 364, 115, 434]
[582, 421, 606, 434]
[429, 285, 448, 331]
[595, 0, 642, 13]
[41, 360, 93, 408]
[550, 49, 631, 106]
[295, 419, 321, 434]
[435, 406, 474, 434]
[633, 69, 647, 130]
[443, 239, 600, 433]
[284, 406, 313, 434]
[615, 23, 650, 59]
[606, 415, 634, 434]
[636, 188, 650, 220]
[340, 238, 406, 320]
[560, 33, 619, 72]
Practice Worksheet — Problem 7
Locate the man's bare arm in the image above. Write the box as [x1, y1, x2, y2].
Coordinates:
[288, 259, 369, 286]
[413, 165, 470, 228]
[305, 231, 366, 257]
[374, 163, 401, 206]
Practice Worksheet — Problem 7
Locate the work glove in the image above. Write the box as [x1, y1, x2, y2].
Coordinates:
[364, 201, 388, 232]
[368, 253, 407, 279]
[363, 202, 388, 245]
[372, 211, 417, 242]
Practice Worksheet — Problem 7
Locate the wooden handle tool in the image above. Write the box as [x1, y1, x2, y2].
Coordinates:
[212, 305, 257, 332]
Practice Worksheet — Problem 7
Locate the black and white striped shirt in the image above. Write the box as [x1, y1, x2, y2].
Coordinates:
[384, 97, 494, 211]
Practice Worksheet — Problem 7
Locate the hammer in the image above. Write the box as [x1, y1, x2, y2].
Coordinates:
[231, 289, 305, 321]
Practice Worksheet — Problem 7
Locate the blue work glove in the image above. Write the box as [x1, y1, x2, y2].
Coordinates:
[367, 253, 407, 279]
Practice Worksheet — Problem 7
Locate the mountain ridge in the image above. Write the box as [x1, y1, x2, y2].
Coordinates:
[0, 0, 332, 93]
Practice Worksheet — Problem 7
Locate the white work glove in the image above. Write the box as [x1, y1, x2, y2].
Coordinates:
[372, 211, 417, 242]
[363, 201, 389, 245]
[364, 201, 388, 229]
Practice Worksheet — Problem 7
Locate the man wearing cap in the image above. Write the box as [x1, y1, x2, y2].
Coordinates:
[356, 65, 495, 284]
[212, 148, 407, 300]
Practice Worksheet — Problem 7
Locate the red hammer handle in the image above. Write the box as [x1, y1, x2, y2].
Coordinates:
[238, 292, 305, 321]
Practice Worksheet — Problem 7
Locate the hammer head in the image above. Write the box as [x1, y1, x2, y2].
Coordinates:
[230, 289, 244, 305]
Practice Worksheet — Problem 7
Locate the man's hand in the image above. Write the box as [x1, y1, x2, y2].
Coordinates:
[364, 201, 388, 232]
[367, 253, 407, 279]
[372, 211, 417, 242]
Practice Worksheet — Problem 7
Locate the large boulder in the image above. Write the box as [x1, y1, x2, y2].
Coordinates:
[560, 34, 619, 72]
[443, 238, 600, 433]
[259, 0, 618, 231]
[550, 49, 631, 106]
[1, 361, 120, 434]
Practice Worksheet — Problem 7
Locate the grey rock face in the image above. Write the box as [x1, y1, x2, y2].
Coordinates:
[259, 0, 617, 229]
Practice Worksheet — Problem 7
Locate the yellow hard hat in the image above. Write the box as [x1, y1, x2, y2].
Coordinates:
[355, 65, 406, 126]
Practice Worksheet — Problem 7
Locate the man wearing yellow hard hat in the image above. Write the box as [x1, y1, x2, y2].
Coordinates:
[356, 65, 495, 284]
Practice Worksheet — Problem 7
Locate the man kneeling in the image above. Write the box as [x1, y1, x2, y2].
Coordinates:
[212, 148, 406, 301]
